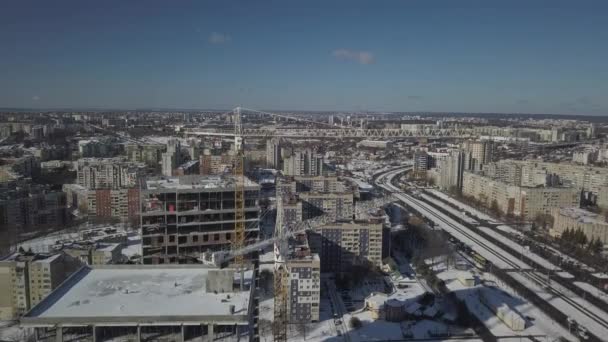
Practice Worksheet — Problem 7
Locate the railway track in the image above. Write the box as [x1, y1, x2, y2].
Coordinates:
[376, 168, 608, 340]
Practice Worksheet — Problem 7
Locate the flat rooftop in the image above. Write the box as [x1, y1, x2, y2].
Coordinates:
[143, 175, 259, 191]
[23, 265, 252, 326]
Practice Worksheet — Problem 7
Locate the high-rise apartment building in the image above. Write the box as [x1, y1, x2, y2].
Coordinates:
[266, 137, 283, 169]
[161, 139, 182, 176]
[308, 220, 383, 273]
[462, 140, 495, 170]
[282, 148, 324, 177]
[286, 233, 320, 323]
[438, 150, 466, 191]
[76, 158, 142, 190]
[300, 192, 354, 221]
[125, 143, 166, 166]
[0, 182, 67, 230]
[139, 175, 260, 264]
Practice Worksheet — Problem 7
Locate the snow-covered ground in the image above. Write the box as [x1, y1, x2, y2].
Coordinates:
[476, 226, 560, 271]
[510, 272, 608, 338]
[17, 230, 80, 253]
[427, 189, 497, 223]
[574, 282, 608, 305]
[121, 232, 141, 259]
[421, 193, 479, 225]
[0, 321, 34, 342]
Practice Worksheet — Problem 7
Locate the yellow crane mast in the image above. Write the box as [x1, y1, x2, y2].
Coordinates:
[233, 107, 246, 268]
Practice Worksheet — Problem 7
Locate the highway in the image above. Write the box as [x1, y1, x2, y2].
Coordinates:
[374, 167, 608, 341]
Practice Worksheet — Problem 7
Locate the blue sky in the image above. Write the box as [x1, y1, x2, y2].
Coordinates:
[1, 0, 607, 114]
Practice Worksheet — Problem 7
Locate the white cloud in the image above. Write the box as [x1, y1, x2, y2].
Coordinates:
[331, 49, 375, 65]
[208, 32, 231, 44]
[32, 96, 40, 101]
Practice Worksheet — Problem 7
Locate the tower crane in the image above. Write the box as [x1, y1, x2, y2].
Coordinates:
[233, 107, 246, 271]
[200, 107, 396, 342]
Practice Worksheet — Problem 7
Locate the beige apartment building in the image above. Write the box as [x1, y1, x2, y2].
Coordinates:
[0, 252, 82, 320]
[485, 160, 608, 196]
[300, 192, 354, 221]
[598, 186, 608, 210]
[462, 171, 579, 220]
[551, 207, 608, 244]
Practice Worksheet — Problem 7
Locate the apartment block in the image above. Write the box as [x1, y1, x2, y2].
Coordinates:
[462, 171, 579, 220]
[63, 184, 139, 224]
[286, 233, 320, 323]
[76, 158, 143, 190]
[300, 192, 354, 221]
[63, 242, 123, 265]
[140, 175, 260, 264]
[0, 252, 82, 319]
[282, 148, 324, 177]
[0, 182, 67, 230]
[199, 150, 235, 175]
[125, 143, 166, 166]
[308, 220, 383, 273]
[485, 160, 608, 196]
[598, 186, 608, 210]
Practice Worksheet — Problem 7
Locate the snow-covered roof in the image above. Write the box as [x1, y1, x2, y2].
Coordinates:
[23, 265, 251, 325]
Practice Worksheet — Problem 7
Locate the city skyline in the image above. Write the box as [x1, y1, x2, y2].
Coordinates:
[1, 0, 607, 115]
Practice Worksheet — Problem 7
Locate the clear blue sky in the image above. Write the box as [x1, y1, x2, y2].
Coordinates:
[1, 0, 607, 114]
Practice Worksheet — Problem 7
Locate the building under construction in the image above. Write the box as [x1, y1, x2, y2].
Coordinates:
[139, 175, 260, 264]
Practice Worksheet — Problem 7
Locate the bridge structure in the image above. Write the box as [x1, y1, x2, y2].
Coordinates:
[184, 127, 479, 139]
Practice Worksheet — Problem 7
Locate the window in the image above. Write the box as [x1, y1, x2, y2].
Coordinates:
[214, 234, 220, 241]
[169, 235, 175, 243]
[193, 235, 199, 242]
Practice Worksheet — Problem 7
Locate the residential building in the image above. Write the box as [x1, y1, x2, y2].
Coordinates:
[0, 182, 68, 230]
[161, 139, 182, 176]
[76, 158, 142, 190]
[0, 252, 82, 319]
[438, 150, 466, 191]
[300, 192, 354, 221]
[282, 148, 324, 177]
[462, 171, 579, 220]
[139, 175, 260, 264]
[125, 143, 166, 166]
[286, 233, 320, 323]
[462, 140, 495, 170]
[308, 220, 383, 273]
[199, 149, 235, 175]
[598, 186, 608, 210]
[266, 137, 283, 169]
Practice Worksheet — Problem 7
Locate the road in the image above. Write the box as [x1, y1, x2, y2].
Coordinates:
[374, 167, 608, 342]
[324, 279, 352, 342]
